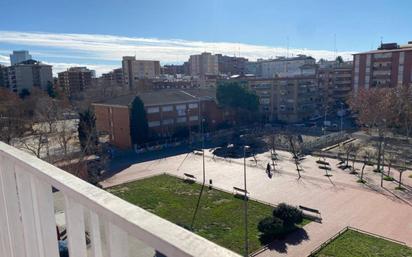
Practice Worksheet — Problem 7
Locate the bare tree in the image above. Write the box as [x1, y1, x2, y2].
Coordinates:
[0, 89, 31, 144]
[342, 143, 356, 170]
[359, 150, 372, 183]
[288, 134, 303, 178]
[350, 144, 360, 174]
[397, 167, 407, 190]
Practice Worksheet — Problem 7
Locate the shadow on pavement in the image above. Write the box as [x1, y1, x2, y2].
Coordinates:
[266, 228, 309, 253]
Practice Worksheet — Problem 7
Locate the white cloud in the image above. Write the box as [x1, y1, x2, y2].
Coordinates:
[0, 54, 10, 65]
[0, 31, 354, 69]
[43, 62, 118, 76]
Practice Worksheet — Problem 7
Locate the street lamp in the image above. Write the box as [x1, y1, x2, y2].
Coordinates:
[243, 145, 250, 257]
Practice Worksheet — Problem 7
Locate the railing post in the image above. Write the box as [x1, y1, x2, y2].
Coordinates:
[32, 178, 60, 257]
[106, 222, 129, 257]
[89, 210, 103, 257]
[0, 156, 27, 257]
[64, 195, 88, 257]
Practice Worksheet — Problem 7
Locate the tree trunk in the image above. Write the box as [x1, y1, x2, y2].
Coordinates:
[361, 163, 366, 181]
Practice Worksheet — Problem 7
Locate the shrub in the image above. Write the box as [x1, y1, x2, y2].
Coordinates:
[272, 203, 303, 227]
[257, 216, 284, 236]
[257, 216, 284, 244]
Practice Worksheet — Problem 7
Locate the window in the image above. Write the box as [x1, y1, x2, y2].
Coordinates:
[147, 107, 159, 113]
[148, 121, 160, 127]
[188, 103, 198, 109]
[260, 98, 270, 104]
[176, 104, 186, 110]
[176, 117, 187, 123]
[161, 105, 173, 112]
[162, 119, 174, 125]
[189, 115, 199, 121]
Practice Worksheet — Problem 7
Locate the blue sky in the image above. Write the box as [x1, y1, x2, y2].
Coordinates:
[1, 0, 411, 75]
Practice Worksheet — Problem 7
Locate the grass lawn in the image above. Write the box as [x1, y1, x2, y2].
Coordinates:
[107, 174, 310, 254]
[313, 229, 412, 257]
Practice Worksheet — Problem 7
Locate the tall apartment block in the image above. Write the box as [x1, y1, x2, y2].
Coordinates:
[58, 67, 94, 97]
[9, 50, 32, 65]
[5, 59, 53, 93]
[318, 60, 353, 109]
[189, 52, 218, 77]
[353, 42, 412, 93]
[122, 57, 161, 89]
[229, 75, 319, 123]
[216, 54, 248, 75]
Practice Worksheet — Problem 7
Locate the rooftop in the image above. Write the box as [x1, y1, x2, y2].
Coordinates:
[93, 88, 217, 107]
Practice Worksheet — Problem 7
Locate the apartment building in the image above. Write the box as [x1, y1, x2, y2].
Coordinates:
[353, 42, 412, 93]
[4, 59, 53, 93]
[189, 52, 219, 77]
[228, 75, 319, 123]
[318, 60, 353, 109]
[10, 50, 32, 65]
[58, 67, 94, 97]
[276, 76, 319, 123]
[216, 54, 248, 75]
[161, 64, 186, 75]
[101, 68, 123, 86]
[0, 64, 7, 88]
[260, 55, 316, 78]
[122, 56, 161, 89]
[93, 89, 225, 149]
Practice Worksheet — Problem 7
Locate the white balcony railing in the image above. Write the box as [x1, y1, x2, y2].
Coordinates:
[0, 142, 240, 257]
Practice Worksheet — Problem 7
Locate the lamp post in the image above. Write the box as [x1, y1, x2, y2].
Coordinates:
[243, 145, 250, 257]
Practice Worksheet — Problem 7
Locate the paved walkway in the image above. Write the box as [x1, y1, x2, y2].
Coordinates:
[101, 149, 412, 257]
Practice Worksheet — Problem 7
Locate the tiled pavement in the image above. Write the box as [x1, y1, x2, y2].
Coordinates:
[101, 149, 412, 257]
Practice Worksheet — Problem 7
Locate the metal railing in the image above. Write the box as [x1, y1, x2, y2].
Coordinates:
[0, 142, 240, 257]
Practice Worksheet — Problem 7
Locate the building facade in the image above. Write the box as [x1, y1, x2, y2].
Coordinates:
[352, 42, 412, 93]
[4, 59, 53, 93]
[216, 54, 248, 75]
[100, 68, 124, 87]
[93, 89, 225, 149]
[161, 64, 186, 75]
[10, 50, 32, 65]
[122, 57, 161, 89]
[259, 55, 316, 78]
[318, 60, 353, 110]
[227, 75, 320, 123]
[189, 52, 219, 77]
[58, 67, 94, 97]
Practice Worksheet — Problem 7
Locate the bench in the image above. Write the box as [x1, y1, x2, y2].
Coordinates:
[233, 187, 249, 197]
[299, 205, 322, 222]
[183, 173, 196, 182]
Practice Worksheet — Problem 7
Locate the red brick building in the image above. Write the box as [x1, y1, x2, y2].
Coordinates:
[93, 89, 227, 149]
[353, 42, 412, 93]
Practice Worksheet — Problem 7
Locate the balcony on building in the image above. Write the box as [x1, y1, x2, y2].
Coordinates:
[0, 142, 240, 257]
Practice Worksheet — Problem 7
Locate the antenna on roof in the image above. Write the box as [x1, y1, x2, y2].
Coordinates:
[334, 34, 337, 60]
[287, 36, 290, 58]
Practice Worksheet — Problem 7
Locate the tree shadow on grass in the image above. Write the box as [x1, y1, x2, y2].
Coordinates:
[265, 228, 309, 253]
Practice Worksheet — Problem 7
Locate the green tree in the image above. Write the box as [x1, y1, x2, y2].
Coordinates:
[272, 203, 303, 228]
[46, 82, 57, 98]
[19, 89, 30, 99]
[336, 56, 344, 64]
[78, 109, 98, 154]
[216, 82, 259, 123]
[130, 96, 149, 145]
